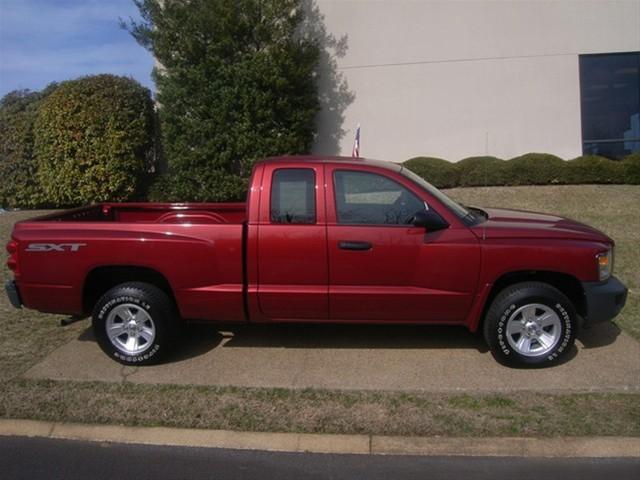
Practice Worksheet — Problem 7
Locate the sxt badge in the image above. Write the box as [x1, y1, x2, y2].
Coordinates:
[26, 243, 87, 252]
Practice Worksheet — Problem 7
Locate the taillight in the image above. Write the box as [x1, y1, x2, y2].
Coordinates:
[6, 240, 18, 272]
[6, 240, 17, 254]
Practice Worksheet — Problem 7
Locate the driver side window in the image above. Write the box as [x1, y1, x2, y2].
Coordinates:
[334, 170, 425, 225]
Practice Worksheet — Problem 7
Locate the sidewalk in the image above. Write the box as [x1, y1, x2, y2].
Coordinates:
[24, 322, 640, 393]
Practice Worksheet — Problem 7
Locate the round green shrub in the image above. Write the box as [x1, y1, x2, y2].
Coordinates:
[504, 153, 566, 185]
[0, 86, 56, 208]
[402, 157, 459, 188]
[564, 155, 626, 184]
[34, 75, 155, 206]
[457, 156, 507, 187]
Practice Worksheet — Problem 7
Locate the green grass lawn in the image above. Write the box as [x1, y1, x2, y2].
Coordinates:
[0, 185, 638, 437]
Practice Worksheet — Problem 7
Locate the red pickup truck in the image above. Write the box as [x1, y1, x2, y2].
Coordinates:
[5, 156, 627, 367]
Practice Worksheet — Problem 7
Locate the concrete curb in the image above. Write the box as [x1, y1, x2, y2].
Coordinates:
[1, 419, 639, 457]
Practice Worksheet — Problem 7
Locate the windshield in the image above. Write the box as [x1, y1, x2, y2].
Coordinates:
[399, 167, 471, 221]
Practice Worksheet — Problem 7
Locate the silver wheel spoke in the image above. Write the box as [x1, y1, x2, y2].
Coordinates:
[506, 320, 524, 337]
[125, 335, 137, 352]
[516, 335, 532, 354]
[108, 323, 127, 340]
[522, 305, 537, 322]
[537, 332, 554, 350]
[537, 312, 555, 328]
[139, 327, 154, 343]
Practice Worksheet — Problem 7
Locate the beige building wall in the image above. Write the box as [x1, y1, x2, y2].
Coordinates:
[312, 0, 640, 161]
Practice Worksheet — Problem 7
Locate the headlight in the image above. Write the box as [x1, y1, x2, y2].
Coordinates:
[596, 248, 613, 281]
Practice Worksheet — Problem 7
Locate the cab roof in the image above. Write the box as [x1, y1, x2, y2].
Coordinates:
[257, 155, 402, 172]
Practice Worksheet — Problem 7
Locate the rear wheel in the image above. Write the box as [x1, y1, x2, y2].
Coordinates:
[483, 282, 577, 367]
[92, 282, 177, 365]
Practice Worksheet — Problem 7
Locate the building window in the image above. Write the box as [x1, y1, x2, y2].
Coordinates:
[579, 52, 640, 159]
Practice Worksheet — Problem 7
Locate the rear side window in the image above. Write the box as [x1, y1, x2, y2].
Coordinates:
[334, 170, 425, 225]
[270, 169, 316, 224]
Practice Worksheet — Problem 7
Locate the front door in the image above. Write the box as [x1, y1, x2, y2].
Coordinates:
[257, 164, 328, 320]
[326, 167, 480, 322]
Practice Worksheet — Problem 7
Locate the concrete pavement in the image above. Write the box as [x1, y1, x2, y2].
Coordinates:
[24, 321, 640, 393]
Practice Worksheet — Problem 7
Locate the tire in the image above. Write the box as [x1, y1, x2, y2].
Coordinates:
[483, 282, 577, 367]
[92, 282, 178, 365]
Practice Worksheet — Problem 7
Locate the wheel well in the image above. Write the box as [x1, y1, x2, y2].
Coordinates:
[480, 271, 586, 327]
[82, 266, 175, 314]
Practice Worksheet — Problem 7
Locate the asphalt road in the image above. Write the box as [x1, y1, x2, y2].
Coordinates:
[1, 436, 638, 480]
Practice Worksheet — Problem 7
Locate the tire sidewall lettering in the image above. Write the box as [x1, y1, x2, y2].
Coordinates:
[496, 304, 516, 355]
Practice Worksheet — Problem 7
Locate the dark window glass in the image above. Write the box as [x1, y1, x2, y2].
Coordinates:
[334, 170, 425, 225]
[580, 52, 640, 159]
[270, 169, 316, 224]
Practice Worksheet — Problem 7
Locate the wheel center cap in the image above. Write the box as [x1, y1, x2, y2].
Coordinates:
[525, 322, 539, 336]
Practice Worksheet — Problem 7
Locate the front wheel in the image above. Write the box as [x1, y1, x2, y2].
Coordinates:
[92, 282, 177, 365]
[483, 282, 577, 367]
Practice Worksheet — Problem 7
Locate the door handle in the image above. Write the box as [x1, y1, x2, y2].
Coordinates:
[338, 241, 372, 251]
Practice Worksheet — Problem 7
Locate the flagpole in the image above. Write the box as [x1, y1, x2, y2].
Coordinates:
[352, 123, 361, 158]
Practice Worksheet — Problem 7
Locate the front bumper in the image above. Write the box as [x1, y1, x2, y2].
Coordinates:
[4, 280, 22, 309]
[581, 276, 627, 326]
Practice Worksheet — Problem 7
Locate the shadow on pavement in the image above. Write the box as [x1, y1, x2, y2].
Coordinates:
[75, 321, 621, 365]
[77, 325, 227, 363]
[577, 321, 621, 349]
[212, 323, 489, 352]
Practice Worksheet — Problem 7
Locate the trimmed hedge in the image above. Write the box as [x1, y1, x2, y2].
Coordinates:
[457, 156, 507, 187]
[403, 157, 458, 188]
[34, 75, 155, 206]
[403, 153, 640, 189]
[0, 86, 57, 208]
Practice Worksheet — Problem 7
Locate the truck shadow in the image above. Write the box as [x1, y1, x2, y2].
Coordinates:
[76, 326, 227, 363]
[577, 321, 621, 349]
[186, 323, 490, 352]
[76, 320, 621, 364]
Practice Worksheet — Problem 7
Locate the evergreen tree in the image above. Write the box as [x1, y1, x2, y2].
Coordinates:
[127, 0, 320, 201]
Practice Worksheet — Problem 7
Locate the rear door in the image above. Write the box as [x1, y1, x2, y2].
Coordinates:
[326, 165, 480, 322]
[257, 164, 328, 320]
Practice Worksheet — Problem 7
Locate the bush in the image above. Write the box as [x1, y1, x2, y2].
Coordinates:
[564, 155, 626, 184]
[0, 86, 56, 208]
[504, 153, 565, 185]
[127, 0, 320, 201]
[403, 153, 640, 188]
[403, 157, 458, 188]
[34, 75, 155, 206]
[622, 153, 640, 184]
[148, 167, 248, 202]
[457, 156, 507, 187]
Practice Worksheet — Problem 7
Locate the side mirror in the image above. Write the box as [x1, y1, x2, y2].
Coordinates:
[412, 210, 449, 232]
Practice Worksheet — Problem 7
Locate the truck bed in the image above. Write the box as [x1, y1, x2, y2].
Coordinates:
[29, 202, 247, 225]
[12, 202, 248, 322]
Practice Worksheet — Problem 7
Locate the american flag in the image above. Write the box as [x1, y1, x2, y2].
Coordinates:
[351, 124, 360, 157]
